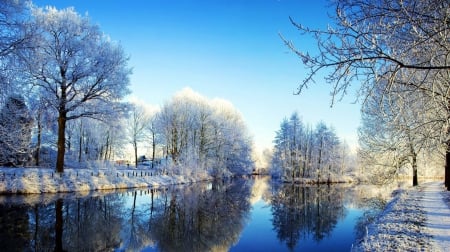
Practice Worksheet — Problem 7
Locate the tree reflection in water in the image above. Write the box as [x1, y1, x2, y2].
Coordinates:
[0, 179, 395, 251]
[148, 179, 253, 251]
[0, 178, 253, 251]
[270, 184, 347, 250]
[26, 194, 125, 251]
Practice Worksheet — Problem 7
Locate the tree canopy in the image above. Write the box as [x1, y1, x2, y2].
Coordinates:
[284, 0, 450, 186]
[22, 6, 131, 172]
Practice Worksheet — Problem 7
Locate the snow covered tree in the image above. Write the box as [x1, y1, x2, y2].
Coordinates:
[22, 6, 131, 172]
[146, 116, 159, 169]
[272, 118, 291, 178]
[284, 0, 450, 187]
[155, 88, 253, 177]
[359, 79, 439, 185]
[0, 94, 33, 166]
[127, 103, 151, 167]
[271, 112, 343, 182]
[272, 113, 307, 180]
[28, 93, 55, 166]
[0, 0, 30, 57]
[210, 99, 253, 175]
[0, 0, 36, 108]
[313, 122, 341, 182]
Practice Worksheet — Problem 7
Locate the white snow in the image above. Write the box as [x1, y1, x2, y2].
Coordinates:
[0, 166, 212, 194]
[354, 181, 450, 251]
[421, 182, 450, 251]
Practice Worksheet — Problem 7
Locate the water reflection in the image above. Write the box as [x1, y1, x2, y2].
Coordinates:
[270, 184, 347, 250]
[0, 204, 30, 250]
[0, 179, 253, 252]
[147, 180, 253, 251]
[0, 178, 393, 252]
[28, 194, 125, 251]
[347, 184, 394, 245]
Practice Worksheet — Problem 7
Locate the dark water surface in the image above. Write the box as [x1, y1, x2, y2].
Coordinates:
[0, 177, 389, 251]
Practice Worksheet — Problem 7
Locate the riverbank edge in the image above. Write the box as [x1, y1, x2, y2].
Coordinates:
[280, 175, 355, 184]
[0, 167, 217, 195]
[352, 183, 435, 251]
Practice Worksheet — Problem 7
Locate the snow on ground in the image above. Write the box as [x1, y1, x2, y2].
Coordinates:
[0, 166, 212, 194]
[422, 182, 450, 251]
[354, 181, 450, 251]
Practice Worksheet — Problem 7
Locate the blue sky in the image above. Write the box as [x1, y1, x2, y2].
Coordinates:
[33, 0, 361, 151]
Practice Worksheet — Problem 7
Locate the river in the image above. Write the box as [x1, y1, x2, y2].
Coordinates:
[0, 176, 393, 251]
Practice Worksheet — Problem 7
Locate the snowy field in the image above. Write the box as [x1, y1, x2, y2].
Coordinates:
[354, 182, 450, 252]
[0, 166, 212, 194]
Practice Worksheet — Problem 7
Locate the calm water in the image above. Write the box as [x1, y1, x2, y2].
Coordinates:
[0, 177, 389, 251]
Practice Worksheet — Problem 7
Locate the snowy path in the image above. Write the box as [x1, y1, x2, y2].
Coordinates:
[355, 182, 450, 251]
[422, 182, 450, 252]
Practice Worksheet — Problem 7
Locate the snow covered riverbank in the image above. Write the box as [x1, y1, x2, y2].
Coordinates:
[354, 182, 450, 251]
[0, 167, 212, 194]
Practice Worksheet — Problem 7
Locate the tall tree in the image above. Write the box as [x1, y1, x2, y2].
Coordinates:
[128, 104, 151, 167]
[23, 7, 130, 172]
[359, 80, 439, 185]
[284, 0, 450, 187]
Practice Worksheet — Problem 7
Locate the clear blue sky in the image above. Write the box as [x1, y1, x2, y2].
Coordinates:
[33, 0, 361, 151]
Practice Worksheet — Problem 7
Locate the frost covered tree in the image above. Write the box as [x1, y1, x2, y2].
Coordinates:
[359, 80, 439, 185]
[272, 113, 306, 180]
[28, 93, 55, 166]
[127, 104, 151, 167]
[64, 112, 128, 163]
[284, 0, 450, 187]
[0, 0, 34, 103]
[155, 88, 253, 177]
[314, 122, 341, 182]
[22, 6, 131, 172]
[0, 94, 33, 166]
[271, 112, 343, 182]
[146, 115, 159, 169]
[210, 99, 253, 175]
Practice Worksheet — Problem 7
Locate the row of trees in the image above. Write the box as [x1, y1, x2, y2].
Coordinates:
[271, 112, 349, 182]
[0, 2, 253, 177]
[284, 0, 450, 187]
[129, 88, 254, 177]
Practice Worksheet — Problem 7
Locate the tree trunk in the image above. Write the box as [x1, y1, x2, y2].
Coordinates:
[412, 153, 418, 186]
[317, 136, 323, 183]
[104, 132, 109, 161]
[78, 123, 83, 163]
[445, 141, 450, 190]
[56, 113, 66, 173]
[35, 112, 42, 166]
[134, 140, 138, 168]
[151, 131, 156, 170]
